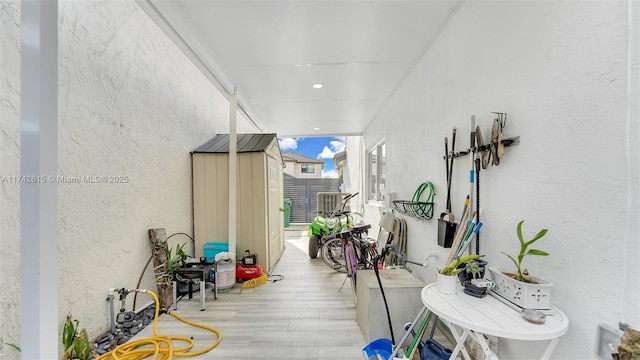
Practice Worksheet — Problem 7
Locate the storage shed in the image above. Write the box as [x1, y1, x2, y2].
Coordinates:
[192, 133, 285, 272]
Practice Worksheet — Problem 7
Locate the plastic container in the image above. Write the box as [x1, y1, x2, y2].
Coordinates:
[436, 273, 458, 295]
[203, 242, 229, 262]
[214, 252, 236, 290]
[283, 198, 291, 227]
[362, 338, 392, 360]
[487, 267, 552, 309]
[421, 339, 452, 360]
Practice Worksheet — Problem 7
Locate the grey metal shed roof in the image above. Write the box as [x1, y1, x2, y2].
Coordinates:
[192, 133, 278, 153]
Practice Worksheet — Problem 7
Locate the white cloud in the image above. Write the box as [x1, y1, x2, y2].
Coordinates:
[278, 138, 297, 151]
[317, 146, 335, 159]
[322, 169, 340, 179]
[330, 140, 345, 153]
[317, 137, 346, 160]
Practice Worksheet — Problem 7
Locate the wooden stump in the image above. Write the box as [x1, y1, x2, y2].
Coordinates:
[148, 228, 173, 310]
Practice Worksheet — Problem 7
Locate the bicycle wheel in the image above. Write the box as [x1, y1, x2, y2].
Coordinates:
[351, 235, 374, 271]
[362, 241, 380, 270]
[344, 241, 358, 303]
[320, 238, 346, 272]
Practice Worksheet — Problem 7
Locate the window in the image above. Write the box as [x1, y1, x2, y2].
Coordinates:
[301, 164, 315, 174]
[368, 142, 385, 201]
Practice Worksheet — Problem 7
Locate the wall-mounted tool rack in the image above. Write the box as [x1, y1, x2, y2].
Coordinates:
[392, 182, 436, 220]
[444, 112, 520, 162]
[392, 200, 434, 220]
[438, 112, 521, 259]
[445, 136, 520, 160]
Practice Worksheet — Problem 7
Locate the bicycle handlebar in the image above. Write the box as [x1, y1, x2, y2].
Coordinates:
[316, 210, 351, 217]
[342, 192, 359, 202]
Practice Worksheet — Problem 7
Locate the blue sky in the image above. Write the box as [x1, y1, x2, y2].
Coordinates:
[278, 137, 346, 178]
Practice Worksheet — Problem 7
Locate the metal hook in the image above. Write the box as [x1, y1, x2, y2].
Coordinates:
[492, 112, 507, 128]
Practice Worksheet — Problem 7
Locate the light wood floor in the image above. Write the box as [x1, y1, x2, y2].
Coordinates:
[131, 231, 367, 359]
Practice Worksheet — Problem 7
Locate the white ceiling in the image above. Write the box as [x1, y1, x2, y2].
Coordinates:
[143, 0, 461, 137]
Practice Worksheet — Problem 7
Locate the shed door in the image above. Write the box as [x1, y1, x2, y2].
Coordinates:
[267, 156, 284, 267]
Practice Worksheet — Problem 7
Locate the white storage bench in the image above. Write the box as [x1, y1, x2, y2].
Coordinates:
[356, 269, 425, 343]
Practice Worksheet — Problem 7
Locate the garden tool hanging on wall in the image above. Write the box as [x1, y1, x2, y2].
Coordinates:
[490, 112, 507, 166]
[476, 124, 489, 169]
[438, 130, 457, 248]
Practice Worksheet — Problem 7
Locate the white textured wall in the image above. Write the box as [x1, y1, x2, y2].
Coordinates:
[1, 1, 257, 358]
[343, 136, 365, 216]
[361, 1, 638, 359]
[0, 1, 22, 358]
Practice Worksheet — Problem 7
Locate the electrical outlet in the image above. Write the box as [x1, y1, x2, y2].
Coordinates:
[596, 324, 623, 360]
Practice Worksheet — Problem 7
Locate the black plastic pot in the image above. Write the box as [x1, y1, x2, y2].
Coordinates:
[456, 259, 488, 286]
[456, 259, 488, 298]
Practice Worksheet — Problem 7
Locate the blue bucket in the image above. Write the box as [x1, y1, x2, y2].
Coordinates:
[362, 338, 393, 360]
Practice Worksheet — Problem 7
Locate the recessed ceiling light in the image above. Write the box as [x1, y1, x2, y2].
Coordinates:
[312, 83, 323, 89]
[314, 127, 320, 131]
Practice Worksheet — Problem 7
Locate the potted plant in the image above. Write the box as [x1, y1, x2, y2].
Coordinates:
[488, 220, 553, 309]
[166, 243, 202, 294]
[457, 258, 488, 285]
[617, 327, 640, 360]
[437, 254, 484, 294]
[457, 258, 489, 297]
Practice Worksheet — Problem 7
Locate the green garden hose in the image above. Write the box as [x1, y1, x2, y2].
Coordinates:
[411, 182, 435, 219]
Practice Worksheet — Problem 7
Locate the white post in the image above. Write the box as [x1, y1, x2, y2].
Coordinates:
[229, 88, 238, 258]
[20, 0, 59, 358]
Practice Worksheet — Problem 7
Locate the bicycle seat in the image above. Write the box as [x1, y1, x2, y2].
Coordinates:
[351, 224, 371, 233]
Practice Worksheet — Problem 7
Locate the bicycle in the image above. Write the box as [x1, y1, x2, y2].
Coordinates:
[318, 210, 356, 272]
[308, 193, 358, 258]
[322, 223, 378, 302]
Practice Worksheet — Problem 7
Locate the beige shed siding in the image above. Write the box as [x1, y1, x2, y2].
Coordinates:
[265, 140, 283, 164]
[193, 153, 230, 256]
[237, 152, 268, 267]
[267, 155, 285, 266]
[193, 150, 281, 271]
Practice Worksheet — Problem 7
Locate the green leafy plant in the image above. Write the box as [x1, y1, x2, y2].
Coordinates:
[439, 254, 484, 276]
[6, 343, 20, 352]
[464, 260, 484, 280]
[62, 314, 92, 360]
[501, 220, 549, 283]
[165, 243, 188, 277]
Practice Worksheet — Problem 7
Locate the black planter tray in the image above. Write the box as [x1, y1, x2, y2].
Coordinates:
[463, 283, 487, 298]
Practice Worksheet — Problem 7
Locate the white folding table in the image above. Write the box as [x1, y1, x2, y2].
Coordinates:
[421, 283, 569, 360]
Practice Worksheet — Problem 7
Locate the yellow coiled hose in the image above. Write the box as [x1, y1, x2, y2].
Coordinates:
[241, 273, 268, 289]
[97, 290, 221, 360]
